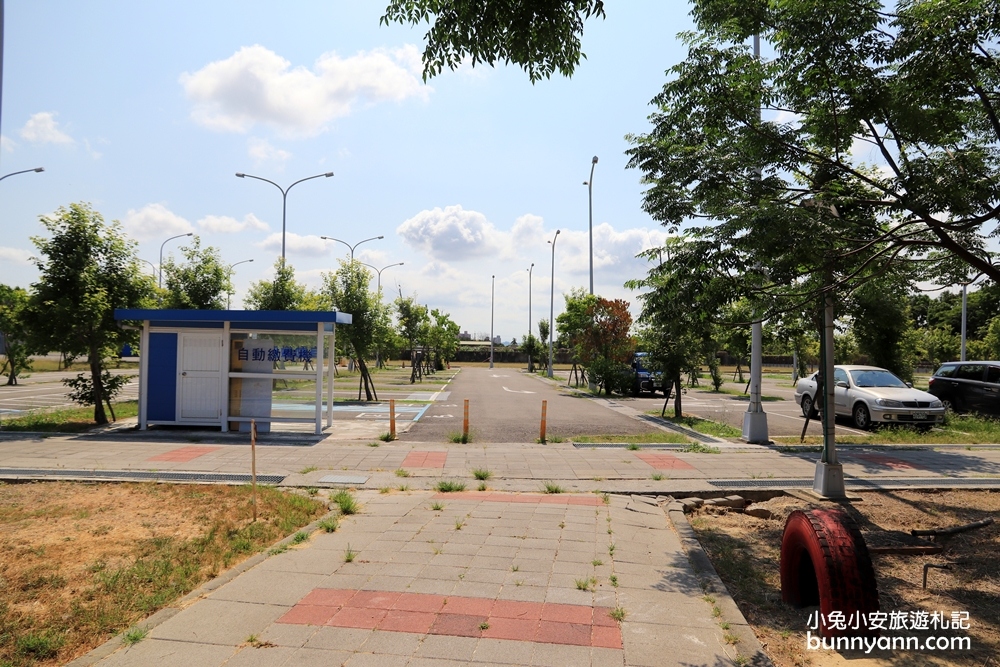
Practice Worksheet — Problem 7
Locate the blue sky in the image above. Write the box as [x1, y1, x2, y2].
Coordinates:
[1, 1, 695, 341]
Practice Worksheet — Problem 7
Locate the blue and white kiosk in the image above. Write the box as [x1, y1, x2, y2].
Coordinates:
[114, 310, 351, 435]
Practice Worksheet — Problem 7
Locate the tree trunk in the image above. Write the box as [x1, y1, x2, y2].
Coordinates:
[673, 375, 683, 419]
[91, 351, 108, 425]
[357, 357, 377, 401]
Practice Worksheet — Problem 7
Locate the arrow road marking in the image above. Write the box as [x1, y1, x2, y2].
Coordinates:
[502, 387, 535, 394]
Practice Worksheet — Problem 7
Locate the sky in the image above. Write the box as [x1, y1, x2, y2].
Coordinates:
[0, 1, 697, 342]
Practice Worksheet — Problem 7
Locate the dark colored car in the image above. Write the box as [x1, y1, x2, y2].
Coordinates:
[631, 352, 664, 396]
[927, 361, 1000, 417]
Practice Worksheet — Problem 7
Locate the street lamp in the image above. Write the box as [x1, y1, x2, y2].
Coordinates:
[137, 258, 157, 277]
[226, 258, 254, 309]
[321, 235, 384, 261]
[0, 167, 44, 183]
[490, 275, 495, 369]
[583, 156, 598, 295]
[547, 230, 560, 378]
[527, 263, 534, 338]
[158, 232, 194, 289]
[359, 261, 404, 293]
[236, 171, 333, 261]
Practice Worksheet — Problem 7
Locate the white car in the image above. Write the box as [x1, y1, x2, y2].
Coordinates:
[793, 365, 945, 430]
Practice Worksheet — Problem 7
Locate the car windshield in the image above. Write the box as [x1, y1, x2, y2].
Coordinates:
[849, 370, 907, 388]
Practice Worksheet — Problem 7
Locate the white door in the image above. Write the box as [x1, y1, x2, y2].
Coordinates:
[178, 334, 223, 421]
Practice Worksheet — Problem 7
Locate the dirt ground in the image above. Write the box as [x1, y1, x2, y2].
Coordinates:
[0, 481, 326, 666]
[689, 490, 999, 667]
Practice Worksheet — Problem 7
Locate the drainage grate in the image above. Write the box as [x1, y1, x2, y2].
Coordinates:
[0, 468, 285, 484]
[710, 477, 1000, 489]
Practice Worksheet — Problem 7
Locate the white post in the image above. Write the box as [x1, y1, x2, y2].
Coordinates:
[314, 322, 324, 435]
[326, 323, 335, 428]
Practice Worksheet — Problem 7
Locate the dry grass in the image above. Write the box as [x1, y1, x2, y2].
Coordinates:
[689, 490, 1000, 666]
[0, 481, 326, 666]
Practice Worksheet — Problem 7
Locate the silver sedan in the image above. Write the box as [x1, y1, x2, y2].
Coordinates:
[794, 365, 945, 430]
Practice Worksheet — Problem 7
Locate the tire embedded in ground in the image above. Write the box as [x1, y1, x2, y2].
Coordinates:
[780, 508, 880, 637]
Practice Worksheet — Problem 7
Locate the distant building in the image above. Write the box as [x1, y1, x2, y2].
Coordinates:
[458, 331, 472, 341]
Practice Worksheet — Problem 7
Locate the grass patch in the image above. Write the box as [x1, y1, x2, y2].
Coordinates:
[699, 387, 784, 401]
[680, 442, 721, 454]
[431, 502, 444, 511]
[471, 468, 492, 480]
[609, 575, 618, 587]
[773, 414, 1000, 446]
[0, 400, 139, 433]
[0, 481, 324, 667]
[435, 480, 466, 493]
[609, 607, 627, 622]
[317, 517, 339, 533]
[477, 482, 488, 492]
[572, 432, 688, 445]
[299, 466, 318, 475]
[574, 577, 597, 591]
[542, 482, 564, 494]
[378, 432, 395, 442]
[651, 472, 665, 480]
[121, 625, 148, 646]
[344, 545, 357, 562]
[379, 486, 392, 494]
[394, 468, 410, 478]
[653, 413, 742, 439]
[449, 432, 471, 443]
[332, 490, 359, 515]
[454, 519, 464, 530]
[626, 443, 641, 451]
[292, 531, 309, 544]
[367, 441, 380, 447]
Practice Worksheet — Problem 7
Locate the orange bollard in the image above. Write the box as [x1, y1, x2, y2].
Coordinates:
[463, 399, 469, 439]
[540, 400, 547, 443]
[389, 399, 396, 440]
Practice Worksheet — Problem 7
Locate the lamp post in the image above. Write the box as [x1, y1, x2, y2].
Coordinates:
[359, 261, 404, 293]
[583, 156, 598, 295]
[321, 235, 384, 261]
[527, 263, 534, 337]
[158, 232, 194, 289]
[236, 171, 333, 261]
[742, 33, 769, 445]
[226, 258, 254, 309]
[490, 275, 495, 369]
[0, 167, 44, 183]
[138, 258, 157, 277]
[547, 230, 560, 378]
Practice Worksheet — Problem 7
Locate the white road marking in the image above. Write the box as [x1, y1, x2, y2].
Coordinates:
[502, 387, 535, 394]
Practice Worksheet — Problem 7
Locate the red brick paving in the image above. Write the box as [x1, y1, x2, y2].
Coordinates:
[278, 588, 622, 648]
[146, 446, 220, 463]
[634, 452, 696, 470]
[401, 451, 448, 468]
[851, 452, 922, 470]
[430, 491, 602, 506]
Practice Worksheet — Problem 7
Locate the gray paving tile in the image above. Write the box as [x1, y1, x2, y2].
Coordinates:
[149, 600, 286, 645]
[98, 638, 236, 667]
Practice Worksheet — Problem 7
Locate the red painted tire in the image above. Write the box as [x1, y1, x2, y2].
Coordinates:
[780, 508, 880, 637]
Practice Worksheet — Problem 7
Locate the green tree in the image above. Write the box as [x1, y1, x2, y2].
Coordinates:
[0, 285, 33, 385]
[395, 294, 430, 383]
[427, 309, 460, 370]
[162, 237, 229, 309]
[324, 261, 391, 401]
[521, 333, 543, 373]
[381, 0, 606, 82]
[244, 259, 323, 310]
[555, 288, 598, 385]
[537, 318, 550, 347]
[846, 273, 921, 380]
[23, 203, 155, 424]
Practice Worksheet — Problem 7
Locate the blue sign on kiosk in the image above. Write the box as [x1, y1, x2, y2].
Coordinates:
[114, 309, 352, 434]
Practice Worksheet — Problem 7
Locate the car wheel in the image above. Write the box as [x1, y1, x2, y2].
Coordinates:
[801, 394, 819, 419]
[852, 403, 871, 430]
[941, 397, 960, 413]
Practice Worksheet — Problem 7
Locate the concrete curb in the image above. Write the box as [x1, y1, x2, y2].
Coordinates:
[65, 506, 343, 667]
[666, 503, 775, 667]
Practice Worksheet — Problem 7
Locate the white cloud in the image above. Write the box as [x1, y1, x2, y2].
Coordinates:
[257, 232, 330, 257]
[1, 135, 15, 152]
[198, 213, 269, 234]
[0, 246, 32, 264]
[20, 112, 74, 144]
[180, 44, 430, 136]
[397, 205, 507, 260]
[121, 204, 194, 241]
[247, 137, 291, 166]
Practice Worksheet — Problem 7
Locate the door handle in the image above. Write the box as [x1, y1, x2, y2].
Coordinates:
[182, 372, 187, 376]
